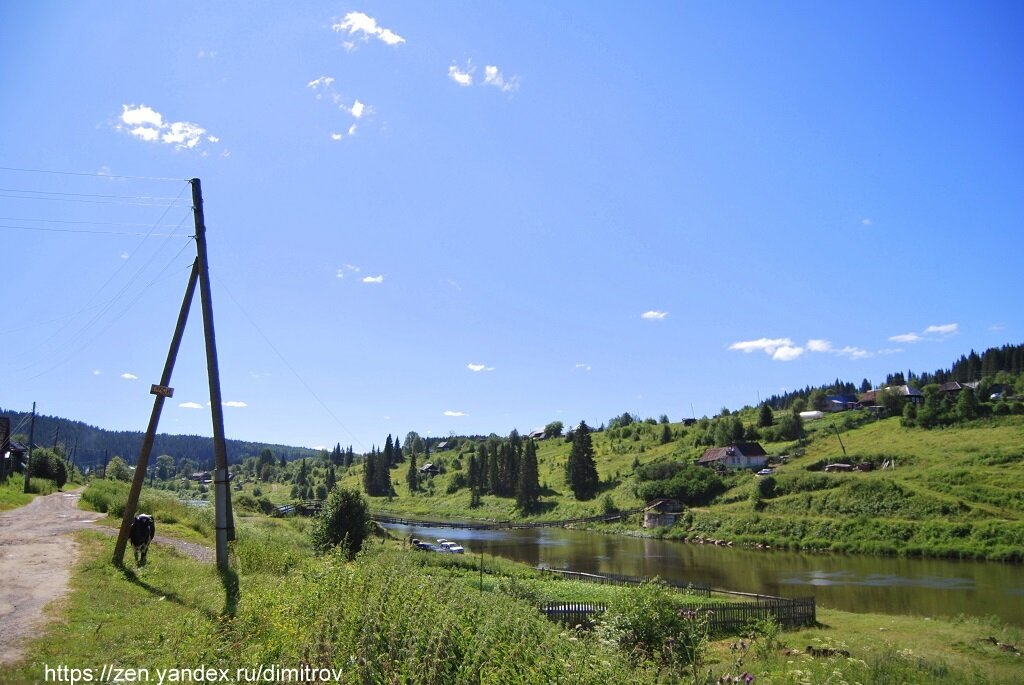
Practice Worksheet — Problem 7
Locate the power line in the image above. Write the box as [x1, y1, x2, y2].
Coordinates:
[0, 216, 187, 228]
[15, 184, 192, 370]
[0, 187, 190, 202]
[0, 166, 185, 182]
[213, 272, 366, 451]
[0, 223, 192, 237]
[0, 192, 187, 207]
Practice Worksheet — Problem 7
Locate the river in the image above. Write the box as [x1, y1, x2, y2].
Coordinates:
[383, 523, 1024, 627]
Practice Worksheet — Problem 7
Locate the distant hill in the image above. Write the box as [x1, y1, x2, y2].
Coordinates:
[0, 407, 319, 471]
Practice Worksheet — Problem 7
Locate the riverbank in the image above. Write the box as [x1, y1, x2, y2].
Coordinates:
[332, 414, 1024, 562]
[3, 521, 1022, 685]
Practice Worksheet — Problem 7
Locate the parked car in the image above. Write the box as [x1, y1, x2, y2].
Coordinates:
[439, 541, 465, 554]
[756, 468, 774, 476]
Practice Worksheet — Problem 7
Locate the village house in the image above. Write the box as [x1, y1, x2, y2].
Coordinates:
[697, 442, 768, 470]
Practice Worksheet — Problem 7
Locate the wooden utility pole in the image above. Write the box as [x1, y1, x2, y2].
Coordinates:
[113, 260, 199, 566]
[23, 402, 35, 493]
[113, 177, 234, 572]
[192, 178, 235, 568]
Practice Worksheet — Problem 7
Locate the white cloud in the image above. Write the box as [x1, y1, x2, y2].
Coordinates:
[889, 323, 958, 344]
[331, 132, 343, 141]
[120, 251, 130, 260]
[337, 264, 361, 278]
[118, 104, 219, 151]
[128, 126, 160, 142]
[350, 100, 366, 118]
[575, 363, 592, 372]
[362, 275, 384, 284]
[641, 310, 668, 320]
[862, 218, 872, 226]
[120, 372, 138, 380]
[223, 401, 247, 408]
[448, 63, 474, 86]
[806, 339, 832, 353]
[348, 124, 358, 136]
[836, 346, 871, 359]
[92, 369, 102, 376]
[179, 402, 203, 409]
[467, 363, 495, 372]
[924, 323, 958, 336]
[121, 104, 163, 128]
[332, 12, 405, 46]
[307, 75, 335, 90]
[483, 65, 520, 92]
[729, 337, 795, 355]
[772, 345, 805, 362]
[990, 323, 1005, 332]
[443, 410, 467, 417]
[161, 121, 206, 149]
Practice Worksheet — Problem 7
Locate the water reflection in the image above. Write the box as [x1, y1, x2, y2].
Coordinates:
[386, 523, 1024, 627]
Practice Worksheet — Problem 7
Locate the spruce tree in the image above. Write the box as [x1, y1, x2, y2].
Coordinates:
[362, 450, 376, 495]
[407, 451, 419, 493]
[516, 438, 540, 512]
[566, 421, 599, 500]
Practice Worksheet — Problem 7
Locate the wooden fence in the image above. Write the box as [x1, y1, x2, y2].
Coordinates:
[540, 602, 607, 627]
[682, 597, 817, 631]
[539, 568, 711, 597]
[538, 596, 816, 633]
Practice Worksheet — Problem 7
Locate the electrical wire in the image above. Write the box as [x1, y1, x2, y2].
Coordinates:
[0, 166, 186, 182]
[0, 192, 186, 207]
[212, 271, 366, 451]
[0, 216, 187, 228]
[0, 187, 190, 202]
[0, 223, 191, 237]
[15, 182, 191, 369]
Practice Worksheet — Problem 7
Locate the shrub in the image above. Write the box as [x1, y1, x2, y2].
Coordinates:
[310, 487, 370, 558]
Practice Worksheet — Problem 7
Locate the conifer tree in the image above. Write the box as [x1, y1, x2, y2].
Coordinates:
[362, 449, 376, 495]
[406, 451, 419, 493]
[516, 438, 540, 512]
[566, 421, 599, 500]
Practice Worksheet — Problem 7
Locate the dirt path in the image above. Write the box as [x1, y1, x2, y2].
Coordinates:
[0, 489, 99, 665]
[0, 489, 212, 666]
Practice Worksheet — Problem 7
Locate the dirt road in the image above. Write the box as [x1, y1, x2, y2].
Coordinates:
[0, 490, 212, 665]
[0, 489, 100, 665]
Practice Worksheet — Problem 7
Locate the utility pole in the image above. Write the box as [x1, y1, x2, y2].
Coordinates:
[111, 177, 233, 573]
[113, 260, 198, 566]
[24, 402, 35, 493]
[192, 178, 235, 569]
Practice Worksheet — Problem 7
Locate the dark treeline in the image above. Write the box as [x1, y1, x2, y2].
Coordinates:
[0, 408, 319, 472]
[763, 342, 1023, 411]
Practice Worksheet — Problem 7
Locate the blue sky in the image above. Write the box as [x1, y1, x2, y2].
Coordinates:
[2, 2, 1021, 451]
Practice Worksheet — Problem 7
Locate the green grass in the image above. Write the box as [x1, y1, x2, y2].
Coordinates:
[4, 524, 1022, 685]
[0, 473, 58, 510]
[327, 414, 1024, 560]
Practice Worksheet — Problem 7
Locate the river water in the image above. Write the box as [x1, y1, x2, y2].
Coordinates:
[384, 523, 1024, 627]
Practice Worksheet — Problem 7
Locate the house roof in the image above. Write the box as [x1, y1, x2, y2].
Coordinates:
[698, 442, 767, 464]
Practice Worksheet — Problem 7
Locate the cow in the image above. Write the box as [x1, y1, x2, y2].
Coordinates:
[129, 513, 156, 566]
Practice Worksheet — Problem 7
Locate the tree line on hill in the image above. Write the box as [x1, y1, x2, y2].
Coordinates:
[0, 407, 320, 472]
[762, 342, 1024, 411]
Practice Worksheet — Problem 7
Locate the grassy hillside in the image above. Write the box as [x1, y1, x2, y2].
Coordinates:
[332, 412, 1024, 560]
[4, 501, 1022, 685]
